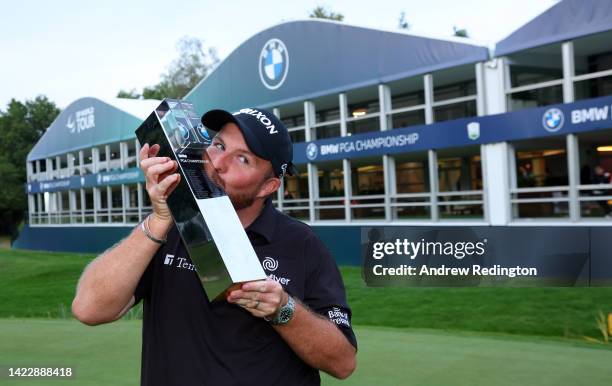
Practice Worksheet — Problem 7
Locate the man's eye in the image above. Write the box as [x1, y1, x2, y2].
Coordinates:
[214, 142, 224, 150]
[238, 155, 249, 164]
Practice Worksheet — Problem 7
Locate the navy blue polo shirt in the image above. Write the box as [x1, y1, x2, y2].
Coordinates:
[133, 198, 357, 386]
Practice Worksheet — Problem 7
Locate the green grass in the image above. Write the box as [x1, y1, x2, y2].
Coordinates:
[0, 248, 96, 318]
[342, 267, 612, 340]
[2, 249, 612, 341]
[0, 319, 610, 386]
[2, 248, 612, 384]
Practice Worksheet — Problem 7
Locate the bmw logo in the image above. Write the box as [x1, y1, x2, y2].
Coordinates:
[306, 143, 318, 161]
[196, 123, 210, 140]
[259, 38, 289, 90]
[542, 108, 564, 132]
[178, 122, 190, 140]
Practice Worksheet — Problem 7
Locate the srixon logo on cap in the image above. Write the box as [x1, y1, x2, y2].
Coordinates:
[235, 108, 278, 134]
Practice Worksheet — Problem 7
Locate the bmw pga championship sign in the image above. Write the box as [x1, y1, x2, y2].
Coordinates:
[294, 94, 612, 164]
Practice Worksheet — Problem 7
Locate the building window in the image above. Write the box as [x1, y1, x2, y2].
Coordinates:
[111, 185, 123, 222]
[511, 136, 568, 219]
[281, 112, 306, 144]
[282, 166, 309, 220]
[506, 43, 563, 112]
[434, 100, 477, 123]
[350, 157, 385, 220]
[84, 189, 94, 223]
[508, 86, 563, 111]
[393, 152, 430, 220]
[389, 78, 426, 130]
[314, 106, 341, 139]
[437, 146, 483, 219]
[577, 129, 612, 218]
[316, 160, 345, 220]
[346, 89, 380, 135]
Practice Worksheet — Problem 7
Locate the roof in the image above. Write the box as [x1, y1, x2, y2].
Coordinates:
[185, 19, 489, 113]
[496, 0, 612, 56]
[27, 97, 160, 161]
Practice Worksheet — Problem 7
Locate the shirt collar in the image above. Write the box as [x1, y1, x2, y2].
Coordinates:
[245, 197, 277, 244]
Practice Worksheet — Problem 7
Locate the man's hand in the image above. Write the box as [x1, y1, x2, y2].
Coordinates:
[227, 279, 287, 319]
[139, 143, 180, 234]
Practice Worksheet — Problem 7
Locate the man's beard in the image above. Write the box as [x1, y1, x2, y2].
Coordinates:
[227, 190, 257, 211]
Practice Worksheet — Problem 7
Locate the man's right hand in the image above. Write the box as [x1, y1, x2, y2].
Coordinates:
[139, 143, 181, 236]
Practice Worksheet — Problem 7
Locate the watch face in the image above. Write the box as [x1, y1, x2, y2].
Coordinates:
[280, 308, 292, 322]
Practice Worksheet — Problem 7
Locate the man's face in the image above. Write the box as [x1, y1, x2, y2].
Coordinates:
[204, 122, 276, 210]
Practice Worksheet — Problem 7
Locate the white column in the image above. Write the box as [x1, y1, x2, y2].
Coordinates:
[121, 184, 130, 224]
[46, 158, 52, 180]
[475, 62, 487, 116]
[28, 194, 35, 224]
[137, 182, 144, 221]
[105, 144, 111, 171]
[80, 188, 86, 223]
[483, 143, 512, 224]
[92, 148, 100, 173]
[424, 74, 434, 124]
[378, 84, 392, 130]
[383, 155, 395, 221]
[26, 161, 33, 182]
[338, 93, 351, 221]
[339, 93, 348, 136]
[78, 150, 85, 175]
[562, 41, 575, 104]
[379, 84, 393, 221]
[343, 159, 352, 221]
[304, 101, 315, 141]
[55, 156, 61, 179]
[93, 187, 100, 224]
[107, 186, 112, 222]
[308, 164, 318, 222]
[508, 144, 518, 219]
[304, 101, 317, 222]
[135, 139, 142, 168]
[567, 134, 580, 221]
[120, 142, 128, 169]
[35, 160, 41, 181]
[428, 149, 439, 221]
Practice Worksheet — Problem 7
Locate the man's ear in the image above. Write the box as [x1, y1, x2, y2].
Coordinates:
[257, 176, 281, 198]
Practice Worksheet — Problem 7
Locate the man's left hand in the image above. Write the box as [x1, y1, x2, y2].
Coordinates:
[227, 278, 288, 319]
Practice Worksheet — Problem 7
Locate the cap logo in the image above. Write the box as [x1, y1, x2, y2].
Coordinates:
[234, 108, 278, 134]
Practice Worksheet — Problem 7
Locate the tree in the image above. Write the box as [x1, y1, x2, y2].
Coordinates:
[309, 6, 344, 21]
[398, 11, 410, 30]
[117, 37, 219, 100]
[0, 96, 60, 236]
[453, 26, 469, 38]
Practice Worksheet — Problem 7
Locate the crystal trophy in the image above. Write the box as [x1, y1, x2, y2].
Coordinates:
[135, 99, 267, 301]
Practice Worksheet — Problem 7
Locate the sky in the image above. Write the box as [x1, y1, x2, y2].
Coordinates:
[0, 0, 559, 109]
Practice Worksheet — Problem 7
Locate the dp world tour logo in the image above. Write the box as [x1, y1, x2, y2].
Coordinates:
[542, 108, 564, 132]
[306, 143, 318, 161]
[262, 257, 278, 271]
[259, 38, 289, 90]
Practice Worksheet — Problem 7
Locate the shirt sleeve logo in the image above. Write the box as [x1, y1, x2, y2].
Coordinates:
[262, 256, 278, 271]
[327, 306, 351, 328]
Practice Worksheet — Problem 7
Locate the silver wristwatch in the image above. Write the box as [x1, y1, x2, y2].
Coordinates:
[266, 295, 295, 325]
